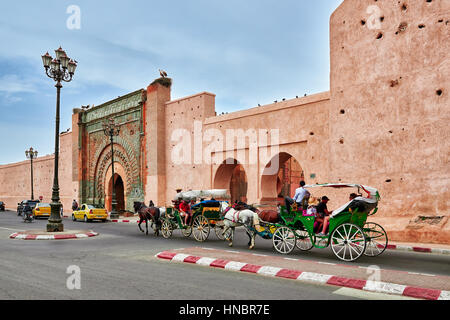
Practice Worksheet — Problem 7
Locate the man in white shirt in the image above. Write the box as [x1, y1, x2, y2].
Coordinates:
[284, 181, 310, 213]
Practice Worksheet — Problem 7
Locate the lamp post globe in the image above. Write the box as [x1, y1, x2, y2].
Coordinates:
[41, 47, 77, 232]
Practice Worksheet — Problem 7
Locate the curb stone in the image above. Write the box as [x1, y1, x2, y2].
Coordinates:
[9, 231, 99, 240]
[155, 251, 450, 301]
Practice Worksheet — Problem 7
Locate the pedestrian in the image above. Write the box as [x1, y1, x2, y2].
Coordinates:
[72, 199, 79, 211]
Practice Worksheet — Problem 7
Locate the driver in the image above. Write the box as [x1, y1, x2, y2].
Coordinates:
[285, 181, 310, 213]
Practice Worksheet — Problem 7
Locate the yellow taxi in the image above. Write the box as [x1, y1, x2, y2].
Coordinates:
[33, 203, 51, 219]
[72, 204, 108, 222]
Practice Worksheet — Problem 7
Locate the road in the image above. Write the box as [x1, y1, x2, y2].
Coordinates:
[1, 210, 448, 302]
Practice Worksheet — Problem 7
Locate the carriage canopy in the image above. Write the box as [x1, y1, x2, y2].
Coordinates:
[174, 189, 231, 201]
[303, 183, 380, 217]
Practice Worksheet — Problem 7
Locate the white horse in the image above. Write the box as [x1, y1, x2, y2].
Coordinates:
[222, 207, 264, 249]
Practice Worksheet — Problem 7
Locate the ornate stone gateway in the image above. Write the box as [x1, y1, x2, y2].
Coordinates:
[75, 89, 146, 212]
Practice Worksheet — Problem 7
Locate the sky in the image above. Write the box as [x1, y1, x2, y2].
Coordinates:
[0, 0, 343, 165]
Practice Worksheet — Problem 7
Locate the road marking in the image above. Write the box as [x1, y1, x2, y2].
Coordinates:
[408, 272, 436, 277]
[333, 287, 419, 300]
[283, 257, 298, 261]
[225, 250, 240, 254]
[0, 227, 25, 232]
[318, 261, 336, 266]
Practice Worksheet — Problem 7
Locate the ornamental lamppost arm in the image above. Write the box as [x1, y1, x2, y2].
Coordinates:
[41, 47, 77, 232]
[25, 147, 38, 200]
[103, 118, 120, 219]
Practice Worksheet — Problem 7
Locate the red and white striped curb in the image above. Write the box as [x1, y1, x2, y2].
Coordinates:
[109, 219, 139, 223]
[156, 251, 450, 300]
[9, 231, 99, 240]
[379, 244, 450, 255]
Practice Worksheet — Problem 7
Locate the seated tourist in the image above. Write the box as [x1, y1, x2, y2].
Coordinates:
[306, 197, 319, 216]
[316, 196, 333, 236]
[179, 200, 192, 225]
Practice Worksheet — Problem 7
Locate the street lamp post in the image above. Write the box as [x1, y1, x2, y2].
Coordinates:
[103, 118, 120, 219]
[41, 47, 77, 232]
[25, 147, 38, 200]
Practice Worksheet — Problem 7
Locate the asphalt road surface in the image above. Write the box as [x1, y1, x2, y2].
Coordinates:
[1, 210, 448, 302]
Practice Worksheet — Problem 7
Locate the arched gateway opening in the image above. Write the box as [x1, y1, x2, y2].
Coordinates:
[107, 173, 125, 212]
[260, 152, 304, 204]
[214, 159, 248, 204]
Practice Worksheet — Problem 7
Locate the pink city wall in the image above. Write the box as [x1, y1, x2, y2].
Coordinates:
[0, 132, 75, 214]
[327, 0, 449, 243]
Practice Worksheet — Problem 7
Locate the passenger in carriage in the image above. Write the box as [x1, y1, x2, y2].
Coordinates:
[179, 199, 192, 226]
[306, 197, 319, 216]
[316, 196, 333, 236]
[349, 193, 358, 201]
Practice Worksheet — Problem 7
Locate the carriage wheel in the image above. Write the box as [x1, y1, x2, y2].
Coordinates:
[161, 219, 173, 239]
[181, 225, 192, 237]
[363, 222, 388, 257]
[272, 227, 296, 255]
[192, 215, 210, 242]
[214, 223, 231, 240]
[294, 229, 314, 251]
[331, 223, 366, 262]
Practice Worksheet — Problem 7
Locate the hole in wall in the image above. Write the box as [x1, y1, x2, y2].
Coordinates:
[340, 109, 345, 114]
[438, 19, 443, 23]
[380, 16, 385, 22]
[436, 89, 443, 96]
[401, 3, 407, 11]
[310, 132, 314, 136]
[418, 24, 425, 29]
[390, 79, 399, 87]
[339, 137, 344, 144]
[376, 32, 383, 39]
[397, 22, 408, 34]
[361, 20, 366, 26]
[385, 179, 392, 183]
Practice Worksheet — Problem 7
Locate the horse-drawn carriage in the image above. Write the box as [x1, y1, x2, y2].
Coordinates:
[272, 183, 388, 261]
[160, 189, 230, 242]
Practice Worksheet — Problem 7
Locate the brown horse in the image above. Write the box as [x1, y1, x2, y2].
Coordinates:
[134, 202, 161, 236]
[258, 209, 281, 223]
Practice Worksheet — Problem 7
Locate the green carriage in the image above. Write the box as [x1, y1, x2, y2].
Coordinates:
[272, 183, 388, 262]
[160, 189, 230, 242]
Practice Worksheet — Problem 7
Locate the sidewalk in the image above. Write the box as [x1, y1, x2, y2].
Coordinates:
[380, 241, 450, 255]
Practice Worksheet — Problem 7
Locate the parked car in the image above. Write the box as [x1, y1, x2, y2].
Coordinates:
[33, 203, 51, 219]
[0, 201, 5, 211]
[17, 200, 40, 216]
[72, 204, 108, 222]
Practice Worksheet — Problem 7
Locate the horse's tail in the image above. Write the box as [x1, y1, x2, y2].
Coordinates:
[153, 207, 162, 227]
